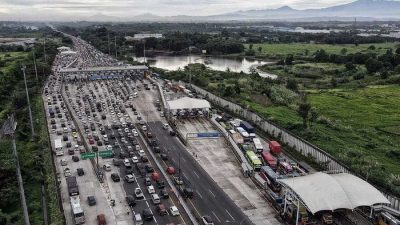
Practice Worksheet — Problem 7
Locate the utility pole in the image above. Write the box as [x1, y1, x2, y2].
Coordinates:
[21, 65, 35, 139]
[43, 38, 47, 63]
[108, 32, 111, 55]
[188, 47, 192, 86]
[143, 40, 146, 63]
[0, 115, 31, 225]
[114, 36, 117, 58]
[32, 48, 38, 82]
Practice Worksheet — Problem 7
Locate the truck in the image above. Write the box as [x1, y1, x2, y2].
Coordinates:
[231, 132, 244, 144]
[66, 176, 79, 196]
[54, 138, 64, 156]
[178, 183, 194, 199]
[240, 121, 255, 134]
[269, 141, 281, 155]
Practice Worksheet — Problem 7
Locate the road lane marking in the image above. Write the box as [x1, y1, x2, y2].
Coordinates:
[208, 189, 216, 198]
[196, 190, 203, 199]
[193, 171, 200, 179]
[212, 211, 221, 223]
[226, 209, 235, 221]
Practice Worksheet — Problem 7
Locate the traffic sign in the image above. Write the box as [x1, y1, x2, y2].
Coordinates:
[98, 150, 113, 158]
[81, 152, 96, 159]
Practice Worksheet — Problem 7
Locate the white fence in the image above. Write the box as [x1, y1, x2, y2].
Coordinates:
[188, 83, 400, 214]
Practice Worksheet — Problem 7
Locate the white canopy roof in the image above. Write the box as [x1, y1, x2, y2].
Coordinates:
[279, 172, 389, 214]
[167, 97, 210, 110]
[60, 50, 77, 55]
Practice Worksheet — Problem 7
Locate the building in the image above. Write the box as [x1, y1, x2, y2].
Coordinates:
[125, 34, 163, 41]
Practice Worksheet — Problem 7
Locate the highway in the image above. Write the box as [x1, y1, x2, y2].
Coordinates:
[147, 121, 253, 225]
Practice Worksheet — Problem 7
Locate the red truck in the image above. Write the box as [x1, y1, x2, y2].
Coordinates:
[269, 141, 281, 155]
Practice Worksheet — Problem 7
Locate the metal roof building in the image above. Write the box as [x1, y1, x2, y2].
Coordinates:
[167, 97, 210, 111]
[279, 172, 389, 215]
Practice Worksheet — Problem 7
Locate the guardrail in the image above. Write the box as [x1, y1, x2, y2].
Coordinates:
[187, 83, 400, 214]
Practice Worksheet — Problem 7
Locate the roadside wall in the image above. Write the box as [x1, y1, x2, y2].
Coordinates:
[187, 83, 400, 213]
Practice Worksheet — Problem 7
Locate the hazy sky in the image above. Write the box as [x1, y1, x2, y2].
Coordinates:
[0, 0, 358, 19]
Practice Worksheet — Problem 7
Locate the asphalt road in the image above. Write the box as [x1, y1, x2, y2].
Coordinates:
[147, 121, 253, 225]
[65, 79, 187, 225]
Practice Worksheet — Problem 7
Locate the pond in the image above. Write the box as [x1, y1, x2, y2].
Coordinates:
[134, 55, 277, 79]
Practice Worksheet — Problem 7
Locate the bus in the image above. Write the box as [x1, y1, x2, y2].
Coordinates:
[70, 196, 85, 224]
[245, 151, 262, 171]
[252, 138, 264, 153]
[260, 166, 282, 192]
[261, 151, 277, 170]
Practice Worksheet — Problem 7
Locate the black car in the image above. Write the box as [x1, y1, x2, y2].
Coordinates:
[156, 180, 165, 189]
[63, 135, 68, 141]
[92, 146, 99, 152]
[111, 173, 120, 182]
[72, 156, 80, 162]
[160, 153, 168, 161]
[77, 168, 85, 176]
[142, 209, 153, 221]
[136, 162, 144, 170]
[145, 164, 154, 173]
[144, 177, 151, 186]
[139, 168, 147, 177]
[87, 196, 96, 206]
[125, 195, 136, 207]
[141, 156, 148, 163]
[153, 146, 161, 153]
[159, 189, 169, 199]
[119, 152, 127, 159]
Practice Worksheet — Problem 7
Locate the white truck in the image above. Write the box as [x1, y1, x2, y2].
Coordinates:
[55, 138, 64, 156]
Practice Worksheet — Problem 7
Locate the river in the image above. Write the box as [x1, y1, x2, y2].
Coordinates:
[134, 55, 277, 79]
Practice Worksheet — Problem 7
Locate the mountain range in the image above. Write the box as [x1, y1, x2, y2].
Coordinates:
[1, 0, 400, 22]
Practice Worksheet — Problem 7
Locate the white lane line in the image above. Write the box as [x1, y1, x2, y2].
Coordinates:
[196, 190, 203, 199]
[208, 189, 216, 198]
[193, 171, 200, 179]
[212, 211, 221, 223]
[226, 209, 235, 221]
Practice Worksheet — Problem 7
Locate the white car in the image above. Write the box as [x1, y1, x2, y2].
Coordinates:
[135, 188, 144, 199]
[147, 185, 155, 194]
[124, 174, 135, 183]
[162, 123, 169, 130]
[132, 156, 139, 163]
[142, 125, 147, 131]
[133, 131, 138, 137]
[169, 206, 180, 216]
[123, 159, 131, 168]
[138, 150, 145, 157]
[106, 145, 113, 151]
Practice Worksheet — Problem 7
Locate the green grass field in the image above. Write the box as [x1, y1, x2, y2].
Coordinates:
[245, 42, 399, 57]
[240, 85, 400, 193]
[0, 52, 27, 73]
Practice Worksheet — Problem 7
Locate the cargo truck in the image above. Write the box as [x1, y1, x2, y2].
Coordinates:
[67, 176, 79, 196]
[240, 121, 255, 134]
[54, 138, 64, 156]
[269, 141, 281, 155]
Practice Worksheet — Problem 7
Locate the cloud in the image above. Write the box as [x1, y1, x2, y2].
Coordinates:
[0, 0, 363, 20]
